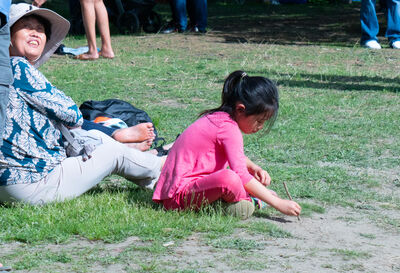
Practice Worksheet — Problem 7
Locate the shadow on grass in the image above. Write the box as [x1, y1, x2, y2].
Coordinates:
[253, 211, 293, 223]
[247, 69, 400, 92]
[207, 1, 374, 47]
[50, 0, 386, 48]
[86, 182, 159, 208]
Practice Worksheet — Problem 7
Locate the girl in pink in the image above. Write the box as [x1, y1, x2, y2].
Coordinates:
[153, 71, 301, 219]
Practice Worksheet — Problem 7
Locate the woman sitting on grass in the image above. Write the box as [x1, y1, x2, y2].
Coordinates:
[153, 71, 301, 219]
[0, 3, 164, 205]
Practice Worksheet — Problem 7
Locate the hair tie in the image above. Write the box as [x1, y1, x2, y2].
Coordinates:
[241, 72, 247, 79]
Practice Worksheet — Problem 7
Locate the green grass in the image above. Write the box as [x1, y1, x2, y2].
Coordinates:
[1, 1, 400, 271]
[359, 233, 376, 239]
[0, 187, 237, 243]
[330, 248, 372, 261]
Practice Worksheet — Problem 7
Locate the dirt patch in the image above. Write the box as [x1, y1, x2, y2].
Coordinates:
[153, 206, 400, 272]
[3, 206, 398, 272]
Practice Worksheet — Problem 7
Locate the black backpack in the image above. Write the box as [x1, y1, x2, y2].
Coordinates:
[80, 99, 158, 137]
[79, 99, 168, 155]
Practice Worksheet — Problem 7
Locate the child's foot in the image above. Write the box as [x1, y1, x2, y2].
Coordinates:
[224, 200, 255, 220]
[126, 139, 153, 151]
[112, 123, 155, 143]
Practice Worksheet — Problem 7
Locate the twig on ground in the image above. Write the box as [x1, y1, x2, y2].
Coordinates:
[283, 181, 301, 221]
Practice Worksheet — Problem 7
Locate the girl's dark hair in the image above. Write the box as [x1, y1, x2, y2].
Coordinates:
[20, 15, 52, 40]
[200, 70, 279, 132]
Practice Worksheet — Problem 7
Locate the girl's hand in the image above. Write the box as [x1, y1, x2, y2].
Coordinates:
[246, 158, 271, 186]
[276, 199, 301, 216]
[252, 167, 271, 186]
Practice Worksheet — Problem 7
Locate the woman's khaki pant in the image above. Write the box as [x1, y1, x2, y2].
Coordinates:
[0, 131, 161, 205]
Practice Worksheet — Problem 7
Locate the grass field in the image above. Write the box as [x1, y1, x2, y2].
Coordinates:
[1, 1, 399, 272]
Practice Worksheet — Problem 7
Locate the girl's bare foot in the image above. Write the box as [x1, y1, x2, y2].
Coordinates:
[112, 123, 155, 143]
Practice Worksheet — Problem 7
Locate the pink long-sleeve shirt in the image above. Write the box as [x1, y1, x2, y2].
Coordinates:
[153, 111, 254, 202]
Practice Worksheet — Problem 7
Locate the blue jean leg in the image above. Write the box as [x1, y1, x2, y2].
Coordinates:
[170, 0, 188, 31]
[192, 0, 207, 31]
[187, 0, 195, 25]
[386, 0, 400, 43]
[360, 0, 379, 44]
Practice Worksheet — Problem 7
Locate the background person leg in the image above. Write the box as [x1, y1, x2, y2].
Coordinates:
[94, 0, 114, 58]
[385, 0, 400, 47]
[360, 0, 379, 44]
[79, 0, 100, 59]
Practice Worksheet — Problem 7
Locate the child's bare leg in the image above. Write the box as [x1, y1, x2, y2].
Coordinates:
[112, 123, 155, 143]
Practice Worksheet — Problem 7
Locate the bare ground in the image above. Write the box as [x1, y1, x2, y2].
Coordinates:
[2, 204, 399, 272]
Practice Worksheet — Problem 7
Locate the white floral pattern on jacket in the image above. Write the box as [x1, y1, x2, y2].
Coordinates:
[0, 57, 83, 185]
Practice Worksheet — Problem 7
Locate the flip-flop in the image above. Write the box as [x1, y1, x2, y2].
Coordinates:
[153, 137, 170, 157]
[0, 266, 12, 272]
[73, 54, 98, 60]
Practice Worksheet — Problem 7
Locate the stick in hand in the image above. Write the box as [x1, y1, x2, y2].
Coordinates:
[283, 181, 301, 221]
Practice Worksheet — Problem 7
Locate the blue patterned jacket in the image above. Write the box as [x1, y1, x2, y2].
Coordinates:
[0, 57, 83, 185]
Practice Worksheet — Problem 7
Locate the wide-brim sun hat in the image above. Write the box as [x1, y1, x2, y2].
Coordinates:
[9, 3, 70, 68]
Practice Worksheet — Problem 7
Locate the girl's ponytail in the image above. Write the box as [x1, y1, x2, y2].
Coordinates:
[200, 70, 247, 117]
[200, 70, 279, 132]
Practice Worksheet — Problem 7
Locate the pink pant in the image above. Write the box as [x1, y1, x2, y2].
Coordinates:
[163, 169, 251, 210]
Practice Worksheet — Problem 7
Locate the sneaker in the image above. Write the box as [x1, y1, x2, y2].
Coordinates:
[391, 40, 400, 49]
[224, 200, 255, 220]
[190, 26, 207, 34]
[160, 21, 185, 34]
[363, 40, 382, 49]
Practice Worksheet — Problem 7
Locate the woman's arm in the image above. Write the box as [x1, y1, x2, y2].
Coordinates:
[12, 58, 83, 127]
[244, 178, 301, 216]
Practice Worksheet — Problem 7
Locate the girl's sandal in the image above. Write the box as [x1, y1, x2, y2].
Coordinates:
[153, 137, 170, 156]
